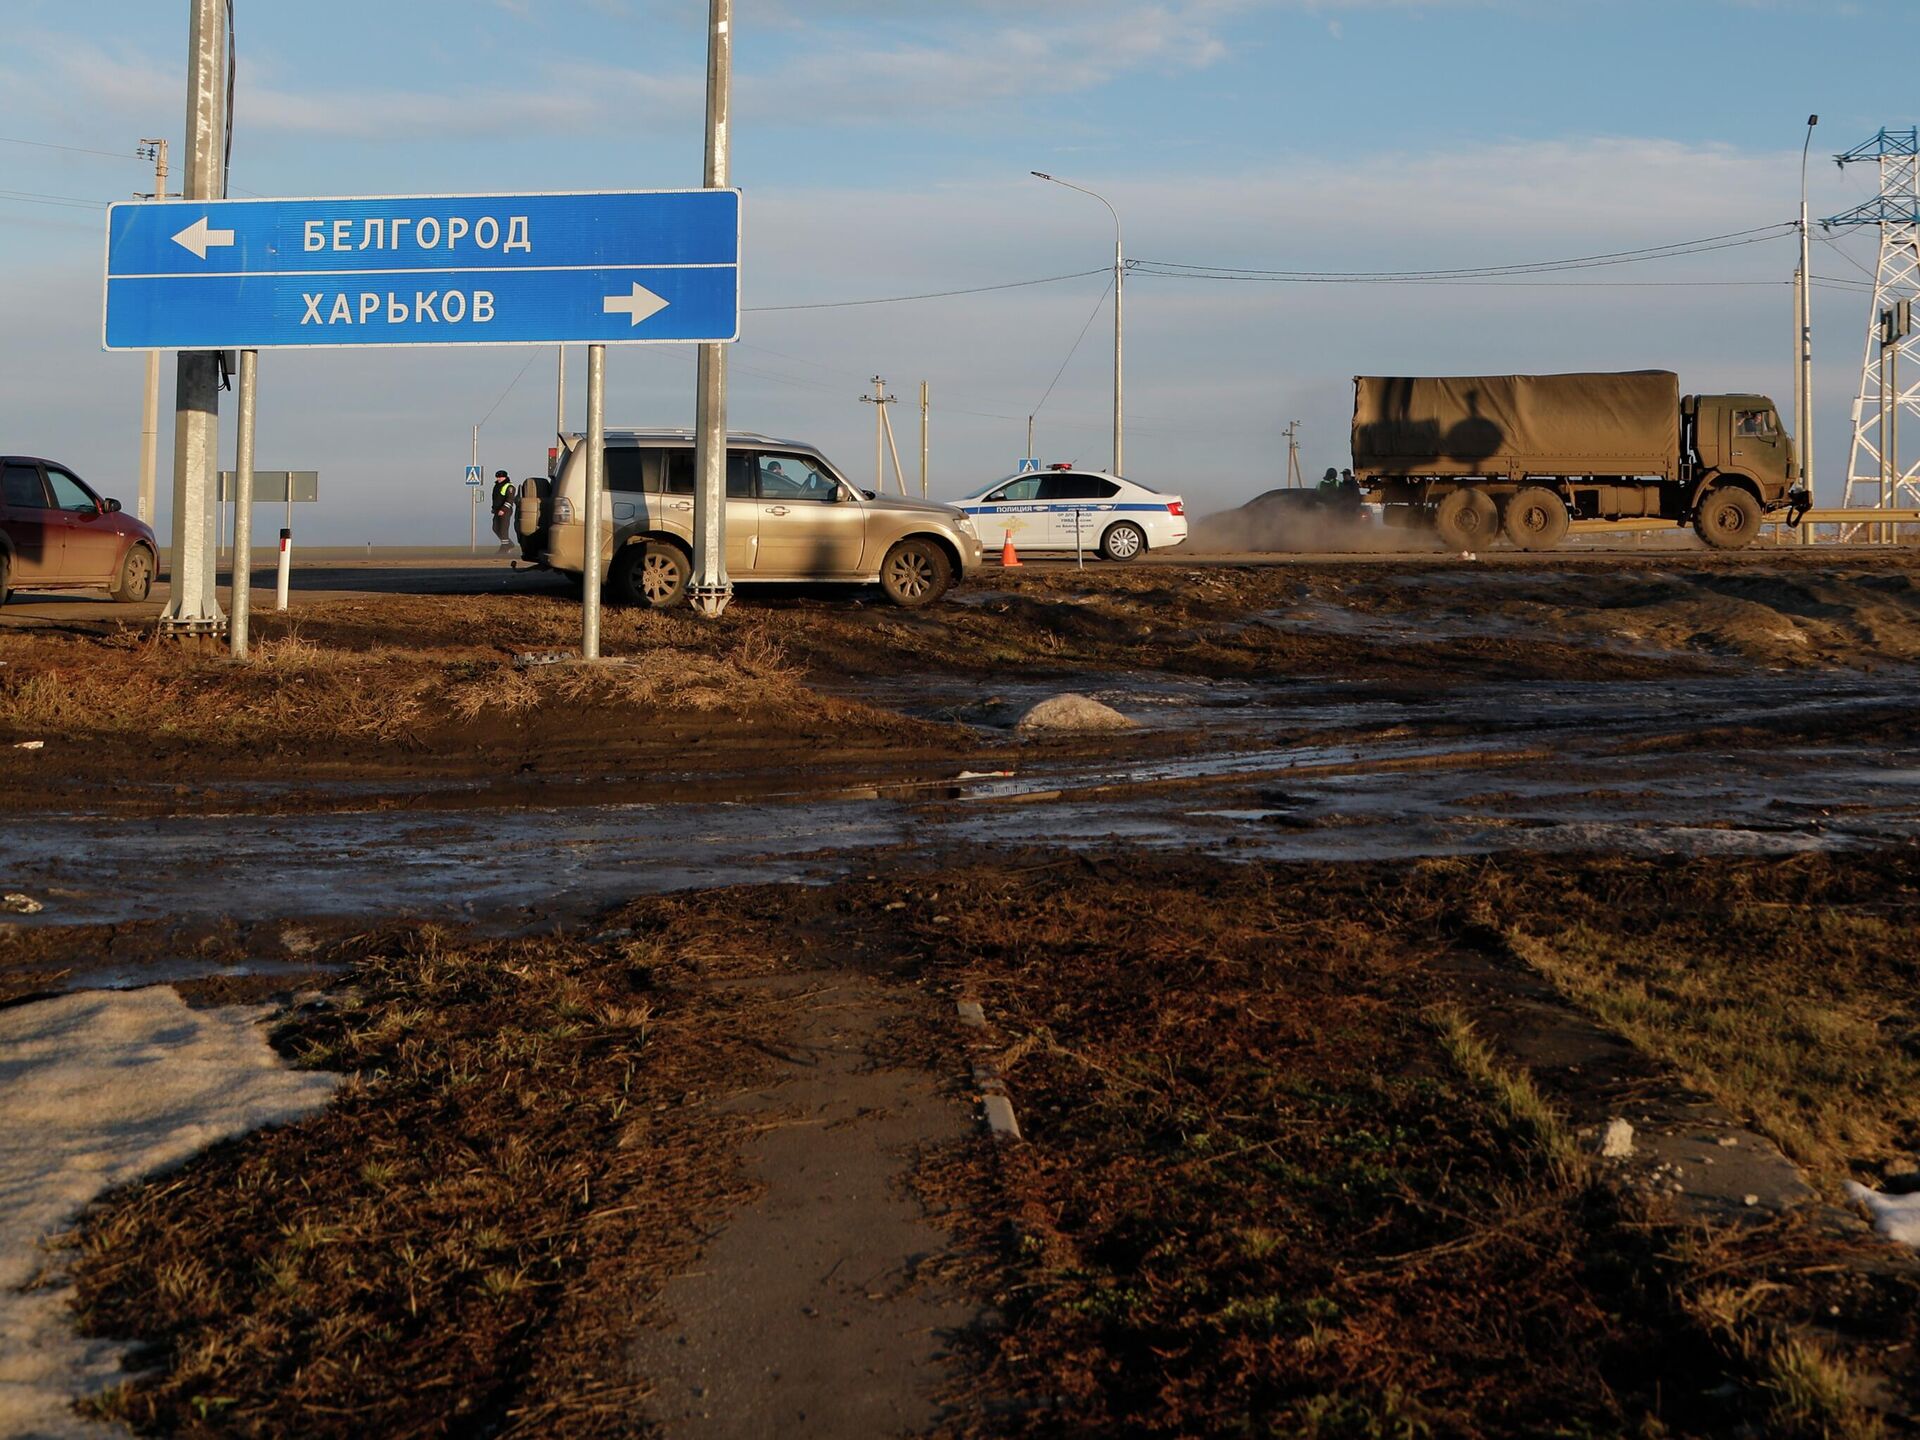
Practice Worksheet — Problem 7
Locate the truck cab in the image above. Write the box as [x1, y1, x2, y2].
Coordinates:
[1685, 395, 1798, 500]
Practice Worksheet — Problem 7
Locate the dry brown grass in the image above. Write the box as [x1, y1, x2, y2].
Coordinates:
[1506, 907, 1920, 1189]
[0, 611, 828, 748]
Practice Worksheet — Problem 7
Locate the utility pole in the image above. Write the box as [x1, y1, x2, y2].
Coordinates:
[688, 0, 734, 618]
[556, 346, 567, 437]
[158, 0, 228, 637]
[1282, 419, 1303, 488]
[1032, 172, 1124, 475]
[470, 425, 479, 554]
[1797, 115, 1818, 510]
[919, 381, 930, 497]
[861, 376, 905, 492]
[137, 138, 169, 528]
[1026, 414, 1035, 463]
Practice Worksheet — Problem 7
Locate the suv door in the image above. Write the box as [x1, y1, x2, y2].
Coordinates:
[1, 461, 59, 583]
[753, 451, 865, 576]
[44, 465, 119, 582]
[659, 449, 758, 573]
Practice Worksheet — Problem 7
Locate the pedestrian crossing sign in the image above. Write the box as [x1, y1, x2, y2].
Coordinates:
[1017, 457, 1041, 473]
[464, 465, 484, 487]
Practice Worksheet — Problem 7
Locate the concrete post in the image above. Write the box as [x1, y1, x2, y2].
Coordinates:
[158, 0, 227, 636]
[689, 0, 734, 618]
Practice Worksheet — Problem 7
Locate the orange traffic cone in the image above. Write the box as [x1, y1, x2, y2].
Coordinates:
[1000, 529, 1023, 567]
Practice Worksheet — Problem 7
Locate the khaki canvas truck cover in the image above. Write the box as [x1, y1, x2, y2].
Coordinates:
[1351, 372, 1682, 479]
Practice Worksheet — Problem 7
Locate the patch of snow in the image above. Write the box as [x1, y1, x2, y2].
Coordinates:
[0, 988, 339, 1439]
[1015, 694, 1139, 735]
[1600, 1118, 1635, 1159]
[1844, 1180, 1920, 1248]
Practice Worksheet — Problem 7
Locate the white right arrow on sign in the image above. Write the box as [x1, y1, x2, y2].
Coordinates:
[603, 282, 670, 327]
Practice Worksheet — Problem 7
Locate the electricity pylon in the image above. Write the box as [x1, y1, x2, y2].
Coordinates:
[1824, 128, 1920, 518]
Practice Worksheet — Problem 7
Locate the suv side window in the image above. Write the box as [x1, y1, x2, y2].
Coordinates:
[44, 467, 98, 513]
[2, 463, 49, 510]
[1037, 474, 1120, 501]
[662, 449, 755, 497]
[757, 452, 840, 502]
[727, 453, 754, 498]
[605, 447, 648, 494]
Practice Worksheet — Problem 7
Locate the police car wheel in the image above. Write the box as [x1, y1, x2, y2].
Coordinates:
[1100, 522, 1146, 562]
[879, 538, 952, 608]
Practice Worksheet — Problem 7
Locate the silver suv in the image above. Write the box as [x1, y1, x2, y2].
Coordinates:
[519, 430, 983, 608]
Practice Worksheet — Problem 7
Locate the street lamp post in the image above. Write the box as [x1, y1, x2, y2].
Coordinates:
[1798, 114, 1818, 508]
[1032, 171, 1124, 476]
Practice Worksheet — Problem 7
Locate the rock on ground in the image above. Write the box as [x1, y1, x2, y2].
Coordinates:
[1016, 694, 1138, 735]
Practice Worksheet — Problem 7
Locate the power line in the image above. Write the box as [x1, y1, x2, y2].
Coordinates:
[0, 189, 110, 210]
[745, 267, 1108, 313]
[0, 135, 144, 162]
[1134, 223, 1796, 282]
[1032, 274, 1114, 418]
[476, 348, 542, 430]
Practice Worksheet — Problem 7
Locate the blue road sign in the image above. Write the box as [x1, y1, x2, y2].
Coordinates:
[103, 189, 741, 351]
[464, 465, 484, 488]
[1017, 457, 1041, 473]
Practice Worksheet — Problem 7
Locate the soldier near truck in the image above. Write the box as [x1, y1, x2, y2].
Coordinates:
[1349, 371, 1809, 552]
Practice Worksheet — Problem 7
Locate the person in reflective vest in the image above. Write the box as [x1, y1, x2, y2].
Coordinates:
[491, 470, 517, 552]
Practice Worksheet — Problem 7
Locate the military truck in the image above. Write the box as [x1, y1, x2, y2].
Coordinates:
[1350, 371, 1806, 551]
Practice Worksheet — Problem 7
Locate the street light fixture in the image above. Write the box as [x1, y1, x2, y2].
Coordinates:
[1032, 170, 1124, 476]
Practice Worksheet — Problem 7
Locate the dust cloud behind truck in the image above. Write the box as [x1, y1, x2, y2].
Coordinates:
[1350, 371, 1804, 551]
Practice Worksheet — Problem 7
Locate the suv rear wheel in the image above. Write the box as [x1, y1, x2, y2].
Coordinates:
[878, 538, 952, 608]
[611, 541, 690, 608]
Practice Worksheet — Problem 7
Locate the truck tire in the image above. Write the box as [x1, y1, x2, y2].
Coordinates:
[1434, 487, 1499, 551]
[1693, 486, 1763, 550]
[1502, 486, 1569, 552]
[611, 540, 689, 608]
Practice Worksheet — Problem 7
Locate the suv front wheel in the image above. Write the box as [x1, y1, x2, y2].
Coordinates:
[878, 538, 952, 608]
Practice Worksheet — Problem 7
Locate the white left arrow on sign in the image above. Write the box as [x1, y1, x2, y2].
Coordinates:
[603, 282, 670, 327]
[172, 216, 236, 260]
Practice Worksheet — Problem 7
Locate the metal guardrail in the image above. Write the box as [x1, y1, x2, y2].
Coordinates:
[1564, 510, 1920, 540]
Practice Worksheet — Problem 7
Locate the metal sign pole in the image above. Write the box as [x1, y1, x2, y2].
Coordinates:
[689, 0, 734, 619]
[230, 351, 257, 659]
[582, 344, 606, 659]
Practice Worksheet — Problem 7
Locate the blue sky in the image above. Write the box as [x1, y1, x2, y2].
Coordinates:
[0, 0, 1909, 540]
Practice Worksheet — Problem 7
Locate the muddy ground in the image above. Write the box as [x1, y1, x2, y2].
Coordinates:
[3, 550, 1920, 1437]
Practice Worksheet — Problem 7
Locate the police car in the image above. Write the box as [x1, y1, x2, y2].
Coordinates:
[951, 464, 1187, 561]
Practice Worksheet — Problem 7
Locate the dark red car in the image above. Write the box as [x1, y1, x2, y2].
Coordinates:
[0, 456, 157, 605]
